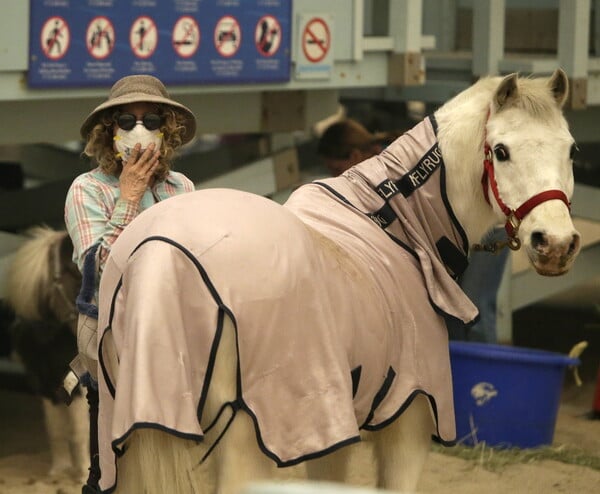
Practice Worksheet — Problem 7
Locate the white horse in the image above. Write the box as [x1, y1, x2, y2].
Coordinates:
[5, 226, 89, 482]
[95, 69, 580, 494]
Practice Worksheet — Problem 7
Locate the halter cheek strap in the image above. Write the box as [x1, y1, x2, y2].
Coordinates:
[481, 115, 571, 250]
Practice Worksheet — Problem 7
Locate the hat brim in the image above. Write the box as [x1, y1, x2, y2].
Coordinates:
[80, 92, 196, 144]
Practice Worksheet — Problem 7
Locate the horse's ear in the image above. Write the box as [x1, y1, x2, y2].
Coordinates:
[493, 73, 519, 111]
[548, 68, 569, 107]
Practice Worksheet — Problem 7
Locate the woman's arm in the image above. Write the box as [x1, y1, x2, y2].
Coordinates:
[65, 177, 139, 274]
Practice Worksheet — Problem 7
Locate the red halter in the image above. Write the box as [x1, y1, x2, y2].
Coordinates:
[481, 111, 571, 249]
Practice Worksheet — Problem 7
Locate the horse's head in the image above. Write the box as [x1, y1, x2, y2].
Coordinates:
[48, 233, 82, 329]
[483, 69, 580, 276]
[6, 227, 81, 331]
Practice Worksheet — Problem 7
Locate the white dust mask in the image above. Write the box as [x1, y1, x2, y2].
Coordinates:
[114, 123, 163, 161]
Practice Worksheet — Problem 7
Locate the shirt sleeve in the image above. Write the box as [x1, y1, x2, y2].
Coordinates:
[65, 177, 139, 274]
[182, 175, 195, 193]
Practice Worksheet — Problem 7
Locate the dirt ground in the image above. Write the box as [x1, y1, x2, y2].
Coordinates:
[0, 382, 599, 494]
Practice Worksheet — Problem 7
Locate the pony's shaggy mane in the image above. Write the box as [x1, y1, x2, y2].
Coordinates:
[6, 226, 67, 320]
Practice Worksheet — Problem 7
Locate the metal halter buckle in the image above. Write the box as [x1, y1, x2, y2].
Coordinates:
[507, 213, 521, 233]
[507, 236, 521, 250]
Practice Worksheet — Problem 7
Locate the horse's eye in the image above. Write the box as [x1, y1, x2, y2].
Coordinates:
[569, 144, 579, 161]
[493, 144, 510, 162]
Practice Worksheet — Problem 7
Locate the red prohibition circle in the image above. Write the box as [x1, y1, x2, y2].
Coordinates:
[172, 16, 200, 58]
[302, 17, 330, 63]
[86, 16, 115, 60]
[130, 16, 158, 59]
[214, 15, 241, 58]
[41, 16, 70, 60]
[255, 15, 281, 57]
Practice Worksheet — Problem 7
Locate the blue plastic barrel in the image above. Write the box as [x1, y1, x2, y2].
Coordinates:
[449, 341, 579, 448]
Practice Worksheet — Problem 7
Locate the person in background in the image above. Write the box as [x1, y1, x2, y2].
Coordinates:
[317, 118, 403, 177]
[65, 74, 196, 275]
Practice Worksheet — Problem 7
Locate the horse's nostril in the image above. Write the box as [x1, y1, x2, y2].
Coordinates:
[568, 234, 580, 257]
[531, 231, 547, 250]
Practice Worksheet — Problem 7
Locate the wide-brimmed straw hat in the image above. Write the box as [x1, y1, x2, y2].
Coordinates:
[80, 75, 196, 144]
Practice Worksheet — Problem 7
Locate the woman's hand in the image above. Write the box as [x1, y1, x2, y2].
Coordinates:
[119, 143, 161, 203]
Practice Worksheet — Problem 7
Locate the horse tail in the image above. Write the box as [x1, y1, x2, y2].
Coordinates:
[5, 225, 68, 320]
[115, 428, 203, 494]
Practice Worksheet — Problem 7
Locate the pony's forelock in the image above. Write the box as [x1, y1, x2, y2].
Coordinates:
[506, 75, 565, 123]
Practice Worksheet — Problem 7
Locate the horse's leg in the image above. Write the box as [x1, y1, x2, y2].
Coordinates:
[66, 393, 90, 483]
[305, 444, 356, 484]
[371, 394, 433, 493]
[41, 398, 73, 477]
[206, 315, 276, 494]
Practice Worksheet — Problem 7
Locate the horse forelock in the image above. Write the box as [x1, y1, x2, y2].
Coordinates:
[6, 226, 69, 320]
[505, 76, 566, 124]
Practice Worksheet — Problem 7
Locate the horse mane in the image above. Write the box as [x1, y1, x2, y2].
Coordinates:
[5, 226, 69, 320]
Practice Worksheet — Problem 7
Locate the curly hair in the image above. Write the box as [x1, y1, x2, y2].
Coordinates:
[82, 105, 188, 182]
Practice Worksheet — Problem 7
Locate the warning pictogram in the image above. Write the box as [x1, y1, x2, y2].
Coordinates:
[172, 16, 200, 58]
[302, 17, 330, 63]
[41, 16, 70, 60]
[86, 16, 115, 60]
[130, 16, 158, 59]
[255, 15, 281, 57]
[214, 16, 241, 58]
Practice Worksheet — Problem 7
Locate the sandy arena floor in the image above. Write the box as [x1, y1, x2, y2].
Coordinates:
[0, 382, 599, 494]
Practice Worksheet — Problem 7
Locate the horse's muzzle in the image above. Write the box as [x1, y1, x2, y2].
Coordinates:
[528, 230, 581, 276]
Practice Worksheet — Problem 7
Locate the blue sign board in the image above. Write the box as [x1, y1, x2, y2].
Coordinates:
[28, 0, 291, 87]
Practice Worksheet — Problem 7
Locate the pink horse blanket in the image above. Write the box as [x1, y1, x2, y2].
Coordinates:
[96, 117, 478, 492]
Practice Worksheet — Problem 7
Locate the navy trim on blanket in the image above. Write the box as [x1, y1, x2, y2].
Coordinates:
[429, 113, 438, 134]
[98, 326, 116, 399]
[200, 400, 241, 464]
[430, 293, 480, 330]
[438, 156, 470, 257]
[198, 307, 226, 422]
[101, 276, 123, 399]
[111, 421, 204, 461]
[351, 366, 362, 398]
[362, 389, 457, 448]
[361, 366, 396, 428]
[242, 398, 362, 467]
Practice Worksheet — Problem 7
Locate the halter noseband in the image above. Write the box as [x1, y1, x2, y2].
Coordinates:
[479, 110, 571, 251]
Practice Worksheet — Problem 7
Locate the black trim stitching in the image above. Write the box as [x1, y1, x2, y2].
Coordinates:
[361, 366, 396, 428]
[351, 366, 362, 398]
[438, 159, 470, 255]
[98, 326, 116, 399]
[361, 389, 457, 448]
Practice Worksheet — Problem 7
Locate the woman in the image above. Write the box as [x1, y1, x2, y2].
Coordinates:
[64, 75, 197, 491]
[65, 74, 196, 274]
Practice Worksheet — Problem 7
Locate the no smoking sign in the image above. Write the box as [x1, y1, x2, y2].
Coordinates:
[295, 13, 333, 80]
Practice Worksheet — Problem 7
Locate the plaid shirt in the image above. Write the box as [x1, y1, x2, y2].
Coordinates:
[65, 167, 195, 274]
